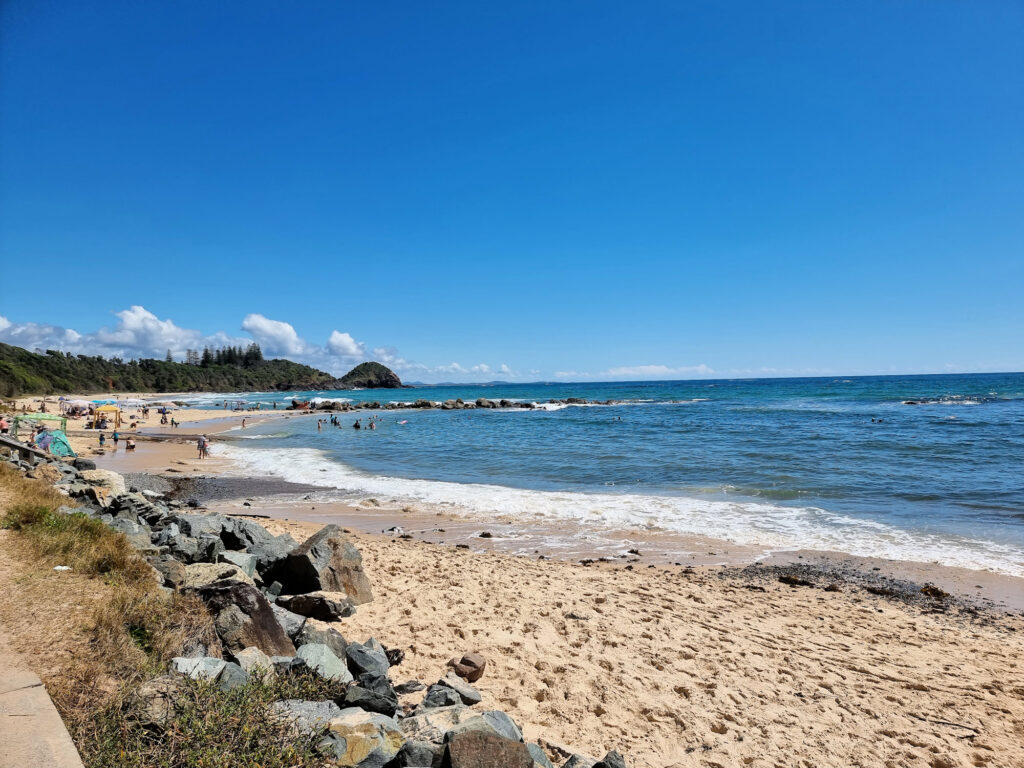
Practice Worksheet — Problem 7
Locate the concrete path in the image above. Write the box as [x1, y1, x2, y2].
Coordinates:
[0, 641, 85, 768]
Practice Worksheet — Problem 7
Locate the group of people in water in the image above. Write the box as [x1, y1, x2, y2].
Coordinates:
[317, 415, 385, 432]
[97, 430, 136, 451]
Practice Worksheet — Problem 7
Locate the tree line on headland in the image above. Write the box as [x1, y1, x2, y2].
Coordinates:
[0, 341, 402, 397]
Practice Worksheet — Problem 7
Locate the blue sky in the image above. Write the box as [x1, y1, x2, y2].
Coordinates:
[1, 1, 1021, 381]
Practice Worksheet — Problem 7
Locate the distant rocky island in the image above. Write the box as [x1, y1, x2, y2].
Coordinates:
[0, 341, 403, 397]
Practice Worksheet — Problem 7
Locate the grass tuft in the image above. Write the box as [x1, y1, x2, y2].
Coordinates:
[80, 671, 344, 768]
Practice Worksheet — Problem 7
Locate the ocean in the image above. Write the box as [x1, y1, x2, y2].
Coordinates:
[186, 373, 1024, 576]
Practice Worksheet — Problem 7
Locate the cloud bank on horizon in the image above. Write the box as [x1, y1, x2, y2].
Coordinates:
[0, 306, 711, 383]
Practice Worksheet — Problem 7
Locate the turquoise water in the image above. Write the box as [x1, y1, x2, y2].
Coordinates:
[189, 373, 1024, 575]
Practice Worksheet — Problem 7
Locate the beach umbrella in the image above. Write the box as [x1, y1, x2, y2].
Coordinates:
[68, 399, 90, 407]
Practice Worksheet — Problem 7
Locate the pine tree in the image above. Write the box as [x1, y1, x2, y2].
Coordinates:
[165, 349, 173, 363]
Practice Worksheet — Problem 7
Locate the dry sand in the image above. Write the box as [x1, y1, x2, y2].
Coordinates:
[258, 516, 1024, 768]
[5, 398, 1024, 766]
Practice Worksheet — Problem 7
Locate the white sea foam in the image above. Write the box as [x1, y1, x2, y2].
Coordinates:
[213, 444, 1024, 577]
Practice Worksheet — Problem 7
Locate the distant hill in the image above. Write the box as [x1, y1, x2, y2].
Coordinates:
[339, 361, 405, 389]
[0, 342, 402, 397]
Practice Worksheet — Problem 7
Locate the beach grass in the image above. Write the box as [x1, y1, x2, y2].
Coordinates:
[0, 463, 334, 768]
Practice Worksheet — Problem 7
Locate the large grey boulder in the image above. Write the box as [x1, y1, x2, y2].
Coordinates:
[442, 711, 523, 743]
[527, 744, 555, 768]
[324, 708, 405, 768]
[277, 591, 355, 621]
[391, 739, 441, 768]
[268, 524, 373, 603]
[195, 581, 296, 657]
[295, 643, 353, 683]
[271, 699, 344, 735]
[399, 705, 473, 745]
[295, 619, 348, 657]
[271, 603, 308, 639]
[437, 673, 482, 705]
[219, 550, 258, 578]
[346, 639, 390, 679]
[342, 672, 398, 717]
[151, 556, 187, 589]
[175, 512, 231, 538]
[444, 730, 532, 768]
[233, 646, 275, 676]
[420, 684, 462, 710]
[223, 518, 297, 574]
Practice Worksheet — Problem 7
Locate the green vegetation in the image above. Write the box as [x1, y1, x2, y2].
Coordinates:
[0, 341, 349, 397]
[340, 360, 404, 389]
[81, 672, 342, 768]
[0, 464, 340, 768]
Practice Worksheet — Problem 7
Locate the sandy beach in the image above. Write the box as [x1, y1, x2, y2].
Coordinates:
[5, 397, 1016, 766]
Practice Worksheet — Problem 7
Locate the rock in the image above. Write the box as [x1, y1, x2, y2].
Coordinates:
[80, 469, 128, 497]
[224, 518, 297, 574]
[443, 711, 523, 743]
[593, 751, 627, 768]
[271, 603, 308, 639]
[271, 655, 301, 674]
[443, 730, 532, 768]
[447, 653, 486, 683]
[166, 534, 200, 563]
[420, 685, 462, 710]
[346, 639, 390, 679]
[271, 699, 343, 735]
[195, 581, 296, 656]
[171, 656, 227, 680]
[563, 756, 598, 768]
[343, 672, 399, 716]
[277, 591, 355, 621]
[174, 512, 230, 538]
[28, 463, 63, 483]
[394, 680, 426, 695]
[216, 661, 249, 691]
[233, 646, 275, 676]
[295, 643, 353, 683]
[183, 562, 254, 589]
[392, 739, 442, 768]
[219, 550, 258, 578]
[296, 619, 348, 657]
[73, 458, 97, 471]
[128, 674, 184, 729]
[324, 708, 405, 768]
[152, 556, 187, 589]
[399, 705, 474, 745]
[269, 525, 373, 603]
[438, 673, 482, 705]
[527, 744, 555, 768]
[197, 533, 226, 563]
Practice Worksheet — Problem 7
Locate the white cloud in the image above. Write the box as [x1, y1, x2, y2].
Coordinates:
[241, 314, 306, 356]
[0, 305, 535, 383]
[602, 364, 713, 378]
[95, 305, 201, 354]
[327, 330, 364, 358]
[436, 362, 468, 374]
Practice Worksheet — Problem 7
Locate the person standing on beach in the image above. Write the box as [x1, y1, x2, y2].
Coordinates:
[197, 434, 207, 459]
[99, 432, 106, 447]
